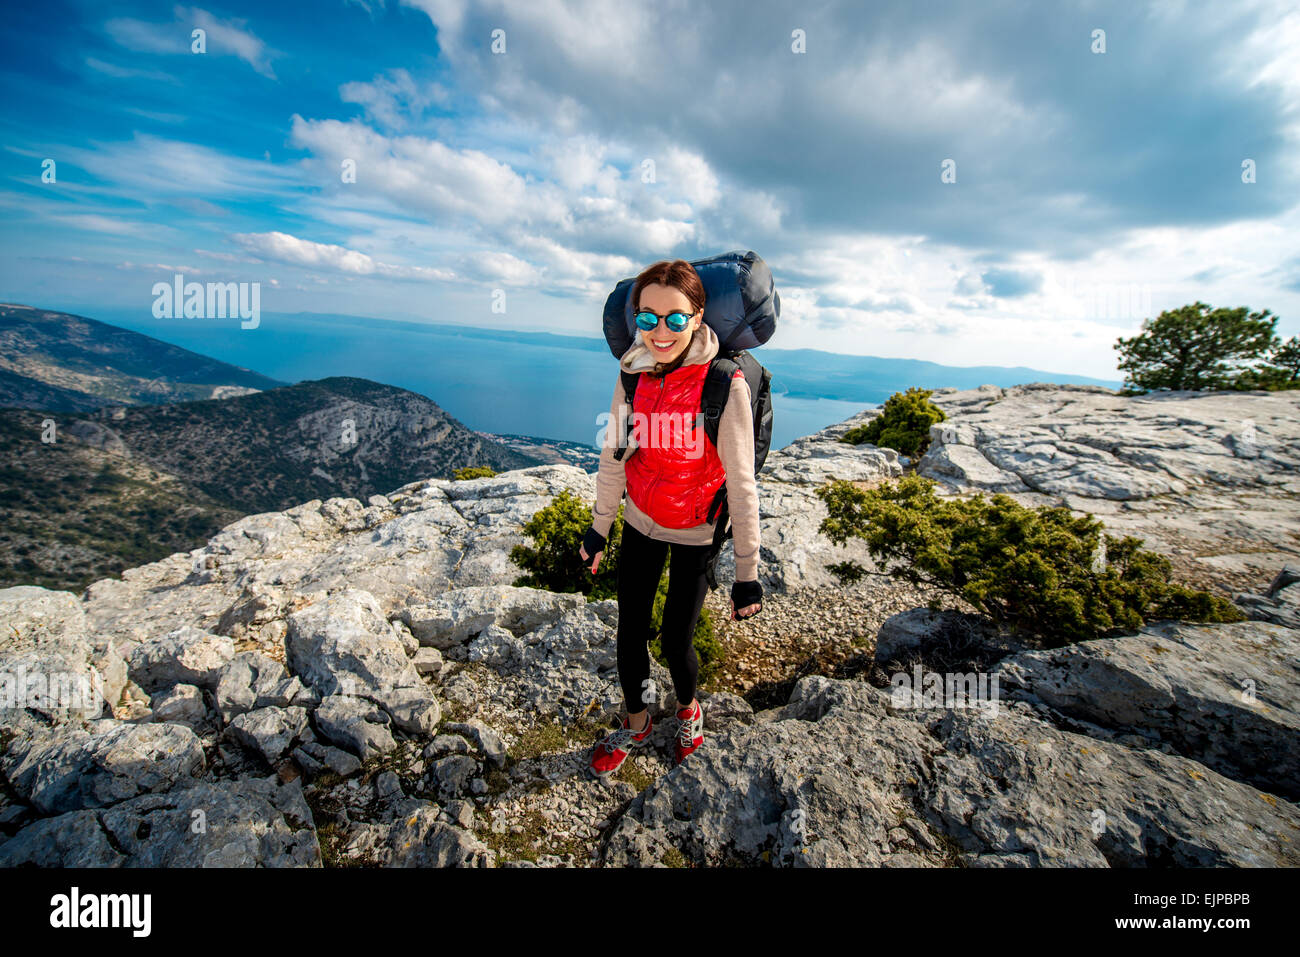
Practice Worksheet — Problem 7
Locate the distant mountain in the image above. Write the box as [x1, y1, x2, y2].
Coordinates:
[756, 346, 1122, 401]
[86, 376, 546, 514]
[0, 303, 285, 410]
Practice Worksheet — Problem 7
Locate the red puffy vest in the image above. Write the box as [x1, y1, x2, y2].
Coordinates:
[623, 360, 728, 528]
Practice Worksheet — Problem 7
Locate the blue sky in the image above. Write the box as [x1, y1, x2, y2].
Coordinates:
[1, 0, 1297, 378]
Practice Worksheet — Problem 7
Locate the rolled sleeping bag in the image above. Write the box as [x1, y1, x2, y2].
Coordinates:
[601, 249, 779, 359]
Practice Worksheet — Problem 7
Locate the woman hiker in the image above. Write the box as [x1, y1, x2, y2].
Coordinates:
[579, 258, 763, 781]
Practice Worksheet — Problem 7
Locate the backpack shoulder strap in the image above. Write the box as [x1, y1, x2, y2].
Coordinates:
[701, 356, 740, 526]
[730, 350, 764, 394]
[701, 356, 737, 450]
[620, 369, 640, 405]
[612, 370, 641, 461]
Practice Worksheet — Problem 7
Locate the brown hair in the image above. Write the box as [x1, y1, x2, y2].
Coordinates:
[631, 259, 706, 377]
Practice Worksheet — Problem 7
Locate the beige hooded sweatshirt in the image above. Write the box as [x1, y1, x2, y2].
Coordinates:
[591, 321, 761, 583]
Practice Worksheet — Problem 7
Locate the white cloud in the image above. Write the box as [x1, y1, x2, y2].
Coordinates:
[117, 261, 201, 274]
[50, 213, 177, 239]
[59, 133, 301, 199]
[104, 6, 277, 79]
[289, 116, 549, 226]
[509, 233, 639, 293]
[190, 7, 276, 79]
[83, 57, 175, 82]
[655, 147, 721, 209]
[103, 16, 186, 54]
[402, 0, 664, 80]
[232, 230, 457, 282]
[817, 37, 1047, 141]
[194, 248, 256, 263]
[449, 249, 543, 285]
[120, 107, 187, 125]
[536, 136, 620, 197]
[285, 116, 726, 282]
[344, 0, 388, 16]
[340, 69, 451, 129]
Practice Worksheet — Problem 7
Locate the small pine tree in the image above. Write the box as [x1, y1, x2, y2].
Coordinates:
[1114, 302, 1280, 392]
[510, 488, 621, 598]
[814, 473, 1243, 647]
[841, 387, 946, 459]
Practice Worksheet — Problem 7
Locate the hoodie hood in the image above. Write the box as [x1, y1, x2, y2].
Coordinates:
[619, 321, 720, 375]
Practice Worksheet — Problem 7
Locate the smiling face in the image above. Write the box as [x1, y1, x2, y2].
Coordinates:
[637, 283, 701, 365]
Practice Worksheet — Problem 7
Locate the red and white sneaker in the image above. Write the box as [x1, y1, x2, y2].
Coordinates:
[588, 713, 653, 781]
[673, 699, 704, 766]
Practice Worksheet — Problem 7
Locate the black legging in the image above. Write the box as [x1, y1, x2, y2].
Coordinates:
[616, 521, 712, 714]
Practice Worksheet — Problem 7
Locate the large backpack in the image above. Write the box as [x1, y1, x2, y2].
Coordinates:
[602, 249, 779, 359]
[601, 250, 779, 588]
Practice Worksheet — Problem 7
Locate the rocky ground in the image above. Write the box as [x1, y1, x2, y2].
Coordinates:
[1, 384, 1297, 867]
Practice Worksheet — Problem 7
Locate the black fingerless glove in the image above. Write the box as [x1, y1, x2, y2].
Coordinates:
[581, 526, 607, 557]
[731, 579, 762, 616]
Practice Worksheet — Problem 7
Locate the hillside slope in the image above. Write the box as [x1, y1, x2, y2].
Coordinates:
[0, 375, 544, 590]
[0, 303, 284, 410]
[86, 376, 545, 513]
[0, 409, 243, 591]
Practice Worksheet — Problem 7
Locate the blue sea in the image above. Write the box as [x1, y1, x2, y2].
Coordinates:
[87, 309, 873, 452]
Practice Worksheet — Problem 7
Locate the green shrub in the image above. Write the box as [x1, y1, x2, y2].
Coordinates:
[453, 465, 497, 480]
[814, 473, 1244, 647]
[510, 489, 720, 681]
[510, 488, 621, 599]
[841, 387, 946, 459]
